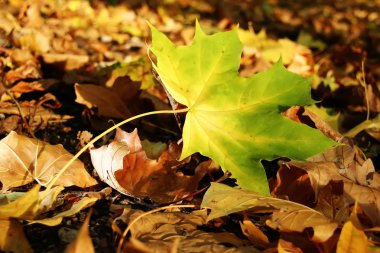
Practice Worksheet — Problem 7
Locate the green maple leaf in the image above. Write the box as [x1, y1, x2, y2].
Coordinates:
[149, 22, 335, 195]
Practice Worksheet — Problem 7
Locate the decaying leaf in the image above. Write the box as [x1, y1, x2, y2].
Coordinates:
[0, 131, 97, 191]
[75, 80, 170, 120]
[150, 21, 335, 195]
[64, 210, 95, 253]
[201, 183, 338, 242]
[314, 181, 350, 224]
[90, 128, 208, 203]
[240, 214, 271, 249]
[75, 83, 135, 119]
[115, 207, 261, 253]
[0, 102, 73, 130]
[287, 145, 380, 226]
[0, 218, 33, 253]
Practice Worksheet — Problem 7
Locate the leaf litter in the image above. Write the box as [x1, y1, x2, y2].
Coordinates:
[0, 0, 380, 252]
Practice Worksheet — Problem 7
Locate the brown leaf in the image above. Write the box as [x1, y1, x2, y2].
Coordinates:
[240, 214, 271, 249]
[0, 102, 73, 131]
[75, 83, 133, 119]
[42, 53, 89, 71]
[0, 131, 97, 190]
[5, 60, 41, 84]
[272, 164, 316, 206]
[284, 106, 343, 142]
[90, 128, 208, 203]
[203, 183, 338, 242]
[314, 181, 350, 224]
[115, 207, 261, 253]
[0, 115, 20, 134]
[287, 145, 380, 226]
[277, 239, 303, 253]
[9, 79, 58, 95]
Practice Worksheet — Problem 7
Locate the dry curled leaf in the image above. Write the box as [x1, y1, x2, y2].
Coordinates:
[115, 207, 261, 253]
[202, 183, 338, 242]
[0, 131, 97, 191]
[90, 128, 208, 203]
[287, 145, 380, 226]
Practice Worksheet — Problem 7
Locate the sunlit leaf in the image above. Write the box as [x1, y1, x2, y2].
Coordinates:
[0, 131, 97, 190]
[201, 183, 337, 242]
[150, 22, 335, 194]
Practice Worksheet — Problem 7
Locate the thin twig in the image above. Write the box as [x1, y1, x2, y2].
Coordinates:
[4, 89, 36, 138]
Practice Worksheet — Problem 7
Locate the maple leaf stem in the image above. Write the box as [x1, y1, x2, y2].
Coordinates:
[43, 108, 190, 195]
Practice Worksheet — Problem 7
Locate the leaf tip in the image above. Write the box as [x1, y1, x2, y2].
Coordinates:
[195, 19, 206, 37]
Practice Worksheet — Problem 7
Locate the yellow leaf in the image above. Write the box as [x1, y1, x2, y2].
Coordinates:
[64, 210, 95, 253]
[0, 185, 40, 220]
[337, 221, 369, 253]
[0, 185, 65, 220]
[0, 218, 33, 253]
[29, 197, 98, 226]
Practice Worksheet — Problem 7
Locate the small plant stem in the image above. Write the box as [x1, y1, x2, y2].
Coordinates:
[360, 60, 370, 121]
[5, 89, 36, 139]
[43, 108, 189, 195]
[117, 204, 199, 253]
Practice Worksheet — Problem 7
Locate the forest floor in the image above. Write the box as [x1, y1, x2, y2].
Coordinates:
[0, 0, 380, 252]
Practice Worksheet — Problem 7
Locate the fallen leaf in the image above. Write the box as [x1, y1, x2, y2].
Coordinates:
[0, 102, 73, 130]
[288, 145, 380, 225]
[105, 58, 155, 89]
[314, 181, 349, 224]
[115, 207, 261, 253]
[0, 185, 66, 221]
[75, 83, 134, 119]
[277, 239, 303, 253]
[29, 196, 99, 226]
[0, 131, 97, 191]
[238, 28, 312, 71]
[0, 115, 20, 134]
[0, 218, 33, 253]
[150, 21, 335, 195]
[90, 128, 207, 203]
[240, 214, 271, 249]
[337, 221, 369, 253]
[64, 210, 95, 253]
[202, 183, 338, 242]
[12, 27, 51, 53]
[42, 53, 89, 71]
[271, 164, 316, 206]
[0, 185, 41, 220]
[5, 60, 41, 84]
[343, 115, 380, 140]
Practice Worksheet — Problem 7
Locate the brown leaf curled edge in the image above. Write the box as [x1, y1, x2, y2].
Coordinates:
[90, 128, 208, 203]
